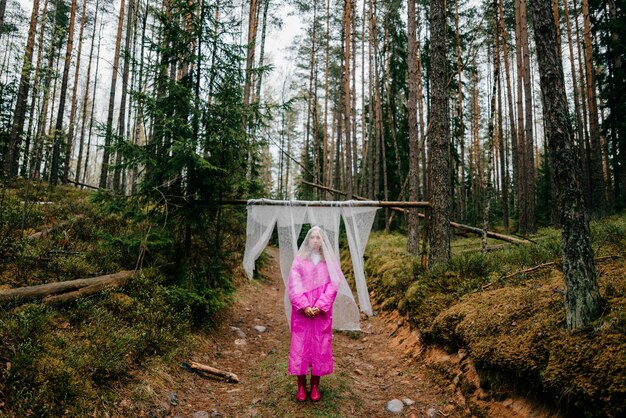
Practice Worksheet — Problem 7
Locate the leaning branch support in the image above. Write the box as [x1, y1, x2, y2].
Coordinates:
[0, 271, 135, 304]
[300, 180, 530, 245]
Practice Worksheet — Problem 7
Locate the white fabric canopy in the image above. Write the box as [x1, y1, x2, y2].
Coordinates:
[243, 199, 379, 331]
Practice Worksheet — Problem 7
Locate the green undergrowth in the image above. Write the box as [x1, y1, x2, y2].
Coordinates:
[362, 217, 626, 417]
[0, 180, 237, 416]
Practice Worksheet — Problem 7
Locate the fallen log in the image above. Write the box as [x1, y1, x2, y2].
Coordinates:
[186, 361, 239, 383]
[43, 274, 132, 304]
[0, 271, 135, 304]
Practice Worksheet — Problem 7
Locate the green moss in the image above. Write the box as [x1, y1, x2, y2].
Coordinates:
[364, 218, 626, 416]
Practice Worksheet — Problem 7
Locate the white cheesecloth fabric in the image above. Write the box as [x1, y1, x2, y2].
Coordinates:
[242, 199, 378, 331]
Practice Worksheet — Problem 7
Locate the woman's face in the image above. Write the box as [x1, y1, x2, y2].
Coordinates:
[308, 231, 322, 252]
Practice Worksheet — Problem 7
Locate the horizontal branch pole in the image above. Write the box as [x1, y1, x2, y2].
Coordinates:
[223, 199, 431, 208]
[303, 180, 530, 245]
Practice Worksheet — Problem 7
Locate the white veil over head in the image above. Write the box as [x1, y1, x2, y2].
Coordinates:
[294, 226, 338, 292]
[292, 226, 360, 330]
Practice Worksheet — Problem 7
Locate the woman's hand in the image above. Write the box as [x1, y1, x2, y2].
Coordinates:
[304, 307, 322, 317]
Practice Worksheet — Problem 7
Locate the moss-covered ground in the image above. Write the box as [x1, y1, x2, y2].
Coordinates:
[357, 218, 626, 417]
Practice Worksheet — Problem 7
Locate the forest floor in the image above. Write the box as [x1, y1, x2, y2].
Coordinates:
[136, 247, 560, 418]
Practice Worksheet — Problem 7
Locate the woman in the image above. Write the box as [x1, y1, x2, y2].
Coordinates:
[287, 226, 340, 402]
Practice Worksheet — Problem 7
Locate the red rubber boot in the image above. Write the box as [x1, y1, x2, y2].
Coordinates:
[296, 375, 307, 402]
[310, 375, 321, 402]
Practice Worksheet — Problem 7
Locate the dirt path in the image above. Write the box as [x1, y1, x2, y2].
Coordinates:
[163, 248, 547, 417]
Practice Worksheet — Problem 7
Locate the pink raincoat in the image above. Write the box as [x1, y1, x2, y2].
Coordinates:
[287, 256, 338, 376]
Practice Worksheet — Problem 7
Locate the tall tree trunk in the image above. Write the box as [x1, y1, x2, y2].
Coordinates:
[530, 0, 600, 329]
[553, 0, 561, 57]
[581, 0, 606, 216]
[498, 0, 520, 230]
[607, 0, 626, 207]
[428, 0, 451, 265]
[22, 0, 50, 177]
[113, 0, 136, 192]
[495, 0, 509, 229]
[306, 3, 318, 194]
[360, 0, 367, 197]
[407, 0, 419, 253]
[76, 0, 100, 184]
[63, 0, 88, 184]
[515, 0, 528, 232]
[343, 0, 353, 198]
[520, 0, 536, 233]
[564, 0, 585, 162]
[323, 0, 331, 196]
[472, 64, 481, 223]
[571, 0, 591, 205]
[484, 34, 499, 253]
[242, 0, 258, 128]
[50, 0, 78, 185]
[455, 0, 466, 223]
[0, 0, 6, 32]
[5, 0, 40, 177]
[99, 0, 126, 189]
[83, 13, 105, 184]
[351, 0, 358, 190]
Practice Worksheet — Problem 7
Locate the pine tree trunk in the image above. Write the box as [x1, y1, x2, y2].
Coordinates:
[343, 0, 353, 199]
[5, 0, 40, 177]
[455, 0, 466, 223]
[242, 0, 258, 133]
[306, 3, 318, 195]
[498, 0, 520, 230]
[530, 0, 601, 329]
[50, 0, 78, 185]
[113, 0, 136, 192]
[407, 0, 419, 254]
[99, 0, 126, 189]
[572, 0, 591, 205]
[581, 0, 606, 216]
[360, 0, 367, 197]
[515, 0, 528, 233]
[63, 0, 88, 184]
[553, 0, 561, 57]
[428, 0, 451, 265]
[83, 14, 105, 184]
[76, 0, 100, 184]
[495, 0, 509, 229]
[520, 0, 536, 233]
[564, 0, 585, 166]
[22, 0, 50, 177]
[484, 32, 499, 253]
[367, 0, 374, 199]
[351, 0, 358, 190]
[0, 0, 6, 32]
[472, 62, 480, 224]
[607, 0, 626, 207]
[323, 0, 331, 196]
